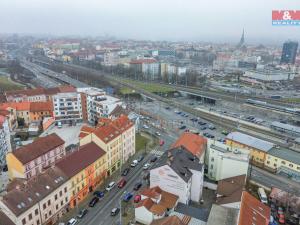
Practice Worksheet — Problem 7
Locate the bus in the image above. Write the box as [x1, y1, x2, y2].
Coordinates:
[258, 188, 268, 204]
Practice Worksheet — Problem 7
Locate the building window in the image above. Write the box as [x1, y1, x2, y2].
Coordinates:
[49, 211, 52, 216]
[48, 200, 51, 206]
[289, 164, 293, 168]
[22, 218, 26, 225]
[210, 165, 213, 169]
[211, 157, 214, 162]
[28, 213, 32, 220]
[297, 167, 300, 170]
[35, 209, 38, 215]
[43, 203, 46, 210]
[65, 197, 68, 203]
[64, 187, 67, 193]
[55, 194, 57, 200]
[281, 161, 286, 165]
[61, 200, 63, 206]
[274, 164, 277, 167]
[37, 219, 40, 225]
[45, 213, 47, 219]
[56, 205, 58, 210]
[59, 191, 62, 197]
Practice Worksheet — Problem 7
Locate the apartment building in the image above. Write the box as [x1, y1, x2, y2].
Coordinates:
[0, 101, 53, 126]
[0, 167, 69, 225]
[150, 147, 204, 204]
[77, 87, 122, 124]
[56, 142, 107, 208]
[52, 91, 83, 124]
[4, 86, 76, 103]
[226, 132, 274, 167]
[6, 133, 65, 180]
[206, 139, 250, 181]
[130, 59, 160, 80]
[171, 132, 207, 163]
[79, 115, 135, 175]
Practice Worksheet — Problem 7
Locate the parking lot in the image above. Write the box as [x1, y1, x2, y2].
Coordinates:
[40, 123, 84, 146]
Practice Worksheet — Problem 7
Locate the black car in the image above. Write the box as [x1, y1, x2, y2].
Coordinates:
[200, 126, 207, 130]
[134, 182, 142, 191]
[137, 154, 144, 162]
[77, 209, 88, 219]
[122, 168, 130, 176]
[179, 125, 186, 130]
[150, 156, 158, 163]
[89, 197, 99, 207]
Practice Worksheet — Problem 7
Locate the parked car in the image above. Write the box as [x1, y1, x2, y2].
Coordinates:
[77, 209, 88, 219]
[122, 168, 130, 176]
[150, 156, 158, 163]
[179, 125, 186, 130]
[131, 160, 138, 167]
[67, 218, 78, 225]
[118, 178, 127, 188]
[143, 163, 150, 170]
[142, 125, 149, 129]
[123, 192, 133, 202]
[208, 125, 216, 130]
[111, 208, 120, 216]
[155, 131, 161, 136]
[93, 191, 104, 198]
[159, 139, 165, 146]
[133, 182, 142, 191]
[89, 197, 99, 207]
[106, 182, 116, 191]
[134, 195, 141, 203]
[221, 130, 229, 135]
[137, 154, 144, 162]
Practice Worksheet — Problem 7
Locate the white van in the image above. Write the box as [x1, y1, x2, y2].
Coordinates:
[131, 160, 138, 167]
[57, 121, 62, 128]
[258, 188, 268, 204]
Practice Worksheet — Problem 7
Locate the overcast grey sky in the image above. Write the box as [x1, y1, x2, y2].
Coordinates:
[0, 0, 299, 43]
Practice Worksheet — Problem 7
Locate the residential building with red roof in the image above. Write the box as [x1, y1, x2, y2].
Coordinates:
[135, 186, 179, 225]
[238, 191, 270, 225]
[171, 132, 207, 162]
[55, 142, 107, 208]
[6, 133, 65, 180]
[79, 115, 135, 176]
[0, 167, 69, 225]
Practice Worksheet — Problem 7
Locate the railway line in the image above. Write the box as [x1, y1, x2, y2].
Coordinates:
[26, 59, 299, 150]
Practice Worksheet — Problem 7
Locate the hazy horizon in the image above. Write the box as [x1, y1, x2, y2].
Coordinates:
[0, 0, 300, 44]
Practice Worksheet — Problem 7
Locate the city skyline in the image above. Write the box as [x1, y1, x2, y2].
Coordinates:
[0, 0, 300, 44]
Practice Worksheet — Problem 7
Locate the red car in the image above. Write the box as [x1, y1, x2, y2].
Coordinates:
[134, 195, 141, 203]
[278, 214, 285, 224]
[159, 139, 165, 146]
[117, 178, 127, 188]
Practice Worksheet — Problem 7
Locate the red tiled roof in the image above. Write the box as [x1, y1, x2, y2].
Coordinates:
[30, 101, 53, 112]
[0, 210, 15, 225]
[56, 142, 106, 178]
[111, 115, 134, 132]
[151, 216, 185, 225]
[141, 186, 163, 199]
[238, 191, 270, 225]
[13, 133, 65, 164]
[93, 124, 120, 143]
[5, 87, 45, 97]
[0, 102, 31, 111]
[171, 132, 207, 158]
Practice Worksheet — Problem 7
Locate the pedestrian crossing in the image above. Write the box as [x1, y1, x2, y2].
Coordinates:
[150, 149, 164, 156]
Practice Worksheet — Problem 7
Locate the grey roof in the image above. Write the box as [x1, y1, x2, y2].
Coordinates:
[175, 202, 209, 221]
[268, 147, 300, 165]
[271, 121, 300, 134]
[152, 146, 203, 183]
[207, 204, 239, 225]
[226, 132, 274, 152]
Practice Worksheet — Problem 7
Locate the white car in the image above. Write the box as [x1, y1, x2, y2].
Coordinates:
[143, 125, 149, 129]
[67, 218, 77, 225]
[131, 160, 138, 167]
[106, 182, 116, 191]
[155, 132, 161, 136]
[143, 163, 150, 170]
